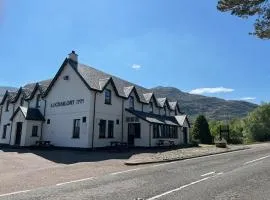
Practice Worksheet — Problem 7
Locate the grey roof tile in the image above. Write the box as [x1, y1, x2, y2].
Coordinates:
[126, 109, 179, 126]
[77, 63, 154, 103]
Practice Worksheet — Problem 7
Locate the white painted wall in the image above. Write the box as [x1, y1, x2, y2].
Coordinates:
[24, 120, 42, 146]
[134, 120, 151, 147]
[93, 83, 122, 148]
[43, 64, 91, 148]
[0, 99, 14, 144]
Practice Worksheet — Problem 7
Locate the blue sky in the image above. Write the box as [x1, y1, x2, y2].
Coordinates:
[0, 0, 269, 104]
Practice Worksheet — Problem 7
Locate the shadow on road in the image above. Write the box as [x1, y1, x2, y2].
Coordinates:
[0, 145, 191, 164]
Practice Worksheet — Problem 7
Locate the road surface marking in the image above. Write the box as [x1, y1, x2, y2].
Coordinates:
[110, 168, 143, 175]
[0, 190, 31, 197]
[146, 177, 211, 200]
[201, 171, 215, 177]
[146, 172, 224, 200]
[244, 155, 270, 165]
[56, 177, 94, 186]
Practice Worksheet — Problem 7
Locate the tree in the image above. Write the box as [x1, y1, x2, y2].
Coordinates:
[228, 118, 244, 144]
[243, 103, 270, 142]
[217, 0, 270, 39]
[192, 115, 213, 144]
[209, 120, 223, 138]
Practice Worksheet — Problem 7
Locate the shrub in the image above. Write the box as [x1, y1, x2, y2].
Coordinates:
[192, 115, 213, 144]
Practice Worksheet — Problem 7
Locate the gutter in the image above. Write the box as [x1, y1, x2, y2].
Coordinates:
[91, 91, 97, 149]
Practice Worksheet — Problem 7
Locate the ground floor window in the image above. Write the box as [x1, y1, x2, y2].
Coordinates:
[2, 125, 7, 139]
[155, 124, 178, 139]
[31, 126, 38, 137]
[134, 123, 141, 138]
[72, 119, 80, 138]
[99, 119, 106, 138]
[108, 120, 114, 138]
[153, 124, 160, 138]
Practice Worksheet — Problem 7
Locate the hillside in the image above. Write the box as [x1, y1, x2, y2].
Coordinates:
[152, 86, 258, 121]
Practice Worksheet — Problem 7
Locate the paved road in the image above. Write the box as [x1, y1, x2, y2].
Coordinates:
[1, 144, 270, 200]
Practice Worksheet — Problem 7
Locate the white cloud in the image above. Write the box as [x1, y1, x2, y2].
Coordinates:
[189, 87, 234, 95]
[131, 64, 141, 70]
[239, 97, 256, 101]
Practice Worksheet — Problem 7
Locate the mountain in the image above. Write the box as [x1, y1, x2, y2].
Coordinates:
[0, 87, 17, 102]
[152, 86, 258, 121]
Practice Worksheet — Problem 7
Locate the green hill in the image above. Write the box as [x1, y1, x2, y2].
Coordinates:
[152, 86, 258, 121]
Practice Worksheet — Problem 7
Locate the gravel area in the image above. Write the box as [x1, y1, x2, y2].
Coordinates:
[125, 145, 249, 165]
[0, 148, 136, 194]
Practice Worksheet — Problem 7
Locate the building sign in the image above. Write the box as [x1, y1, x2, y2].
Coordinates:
[51, 99, 84, 108]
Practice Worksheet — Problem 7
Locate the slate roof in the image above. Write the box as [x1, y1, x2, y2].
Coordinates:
[76, 63, 154, 103]
[0, 56, 180, 111]
[10, 106, 45, 121]
[75, 62, 179, 108]
[126, 109, 179, 126]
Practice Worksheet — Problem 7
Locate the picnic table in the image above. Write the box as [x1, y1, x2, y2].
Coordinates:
[35, 140, 51, 146]
[110, 141, 128, 147]
[157, 139, 175, 147]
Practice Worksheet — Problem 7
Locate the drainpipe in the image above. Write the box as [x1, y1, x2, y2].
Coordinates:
[149, 124, 152, 147]
[121, 99, 124, 142]
[40, 100, 47, 141]
[9, 104, 15, 145]
[91, 91, 97, 150]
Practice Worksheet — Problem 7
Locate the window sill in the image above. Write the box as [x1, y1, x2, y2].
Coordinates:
[72, 137, 80, 139]
[31, 136, 39, 137]
[104, 103, 112, 105]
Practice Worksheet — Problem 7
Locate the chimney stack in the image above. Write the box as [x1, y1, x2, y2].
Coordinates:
[68, 50, 78, 63]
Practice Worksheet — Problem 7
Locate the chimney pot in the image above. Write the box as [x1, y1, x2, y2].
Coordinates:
[68, 50, 78, 63]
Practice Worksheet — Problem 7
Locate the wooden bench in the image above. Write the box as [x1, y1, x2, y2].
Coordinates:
[110, 141, 128, 147]
[110, 141, 128, 152]
[157, 140, 175, 147]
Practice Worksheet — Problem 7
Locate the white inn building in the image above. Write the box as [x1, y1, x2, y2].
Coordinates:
[0, 51, 190, 148]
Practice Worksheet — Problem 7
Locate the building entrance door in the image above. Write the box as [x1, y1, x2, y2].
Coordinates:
[128, 123, 135, 146]
[128, 123, 140, 146]
[15, 122, 23, 145]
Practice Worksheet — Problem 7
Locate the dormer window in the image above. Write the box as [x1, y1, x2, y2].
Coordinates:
[149, 102, 153, 113]
[20, 98, 24, 106]
[105, 89, 111, 105]
[129, 96, 134, 109]
[5, 101, 9, 112]
[36, 94, 41, 108]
